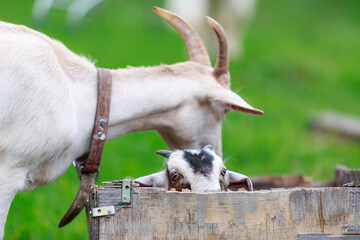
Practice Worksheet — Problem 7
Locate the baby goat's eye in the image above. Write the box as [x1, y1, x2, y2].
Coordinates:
[221, 168, 227, 176]
[171, 172, 182, 181]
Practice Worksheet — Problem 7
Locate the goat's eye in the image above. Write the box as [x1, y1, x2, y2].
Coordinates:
[171, 172, 181, 181]
[221, 168, 227, 176]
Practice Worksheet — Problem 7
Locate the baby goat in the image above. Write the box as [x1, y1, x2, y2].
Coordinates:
[135, 145, 253, 192]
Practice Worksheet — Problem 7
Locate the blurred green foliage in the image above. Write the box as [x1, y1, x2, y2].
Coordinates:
[1, 0, 359, 239]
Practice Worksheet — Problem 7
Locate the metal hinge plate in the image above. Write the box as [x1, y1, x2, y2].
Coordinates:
[91, 206, 115, 217]
[122, 179, 131, 204]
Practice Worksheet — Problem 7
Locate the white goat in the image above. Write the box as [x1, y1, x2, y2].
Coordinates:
[135, 145, 253, 192]
[0, 7, 262, 238]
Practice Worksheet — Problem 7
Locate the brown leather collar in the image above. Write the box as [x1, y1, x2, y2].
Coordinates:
[82, 68, 112, 174]
[59, 68, 112, 227]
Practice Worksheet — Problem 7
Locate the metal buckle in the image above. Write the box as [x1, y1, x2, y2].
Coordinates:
[72, 159, 99, 182]
[73, 159, 84, 179]
[93, 169, 100, 182]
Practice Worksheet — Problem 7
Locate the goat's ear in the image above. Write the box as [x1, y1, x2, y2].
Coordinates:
[156, 150, 173, 159]
[225, 170, 253, 192]
[208, 88, 263, 115]
[133, 171, 168, 189]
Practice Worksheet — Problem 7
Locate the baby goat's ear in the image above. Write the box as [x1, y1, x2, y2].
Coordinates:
[203, 145, 213, 150]
[225, 170, 253, 192]
[156, 150, 173, 158]
[133, 170, 168, 189]
[208, 88, 263, 115]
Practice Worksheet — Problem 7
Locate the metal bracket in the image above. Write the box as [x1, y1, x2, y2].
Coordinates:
[91, 206, 115, 218]
[122, 180, 131, 204]
[89, 180, 131, 219]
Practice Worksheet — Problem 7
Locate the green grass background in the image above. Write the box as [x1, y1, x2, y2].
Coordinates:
[1, 0, 359, 239]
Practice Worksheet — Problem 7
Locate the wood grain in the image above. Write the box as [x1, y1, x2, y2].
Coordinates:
[87, 185, 360, 240]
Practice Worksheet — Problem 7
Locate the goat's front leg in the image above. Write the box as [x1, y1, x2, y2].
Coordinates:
[0, 164, 26, 240]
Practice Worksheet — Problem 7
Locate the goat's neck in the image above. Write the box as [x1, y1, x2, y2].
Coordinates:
[106, 63, 205, 140]
[72, 62, 209, 151]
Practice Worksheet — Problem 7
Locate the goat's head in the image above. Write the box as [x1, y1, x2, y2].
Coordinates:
[134, 145, 253, 192]
[152, 7, 263, 156]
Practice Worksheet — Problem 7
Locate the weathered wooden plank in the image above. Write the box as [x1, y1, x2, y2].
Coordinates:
[86, 185, 360, 240]
[336, 165, 360, 187]
[88, 185, 99, 240]
[298, 233, 360, 240]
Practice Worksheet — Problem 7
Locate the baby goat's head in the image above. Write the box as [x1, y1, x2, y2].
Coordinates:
[134, 145, 253, 192]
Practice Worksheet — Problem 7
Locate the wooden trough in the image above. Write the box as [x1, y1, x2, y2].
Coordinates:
[85, 166, 360, 240]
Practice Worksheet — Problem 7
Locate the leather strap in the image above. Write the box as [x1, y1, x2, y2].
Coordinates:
[82, 68, 112, 174]
[58, 174, 94, 227]
[58, 68, 112, 228]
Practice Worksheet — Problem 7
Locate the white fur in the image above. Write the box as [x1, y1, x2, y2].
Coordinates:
[166, 149, 224, 192]
[0, 21, 258, 238]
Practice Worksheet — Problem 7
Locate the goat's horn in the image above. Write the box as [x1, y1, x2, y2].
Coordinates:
[206, 17, 229, 87]
[153, 6, 211, 67]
